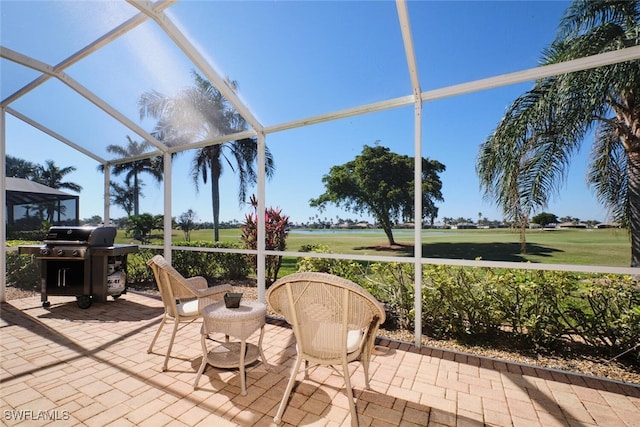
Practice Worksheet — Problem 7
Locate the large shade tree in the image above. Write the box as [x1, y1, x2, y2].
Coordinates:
[310, 144, 445, 246]
[477, 0, 640, 265]
[99, 136, 162, 216]
[139, 72, 274, 241]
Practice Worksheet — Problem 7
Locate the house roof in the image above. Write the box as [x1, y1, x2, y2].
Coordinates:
[5, 177, 78, 206]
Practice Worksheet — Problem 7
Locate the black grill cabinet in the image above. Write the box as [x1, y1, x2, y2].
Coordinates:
[18, 226, 138, 309]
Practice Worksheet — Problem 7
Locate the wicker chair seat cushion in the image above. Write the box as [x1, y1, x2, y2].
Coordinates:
[346, 329, 363, 353]
[307, 322, 364, 357]
[176, 299, 199, 317]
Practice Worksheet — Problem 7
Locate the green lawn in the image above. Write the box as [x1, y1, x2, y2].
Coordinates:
[128, 227, 630, 267]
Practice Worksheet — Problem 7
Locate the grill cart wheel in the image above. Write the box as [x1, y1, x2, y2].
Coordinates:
[76, 295, 92, 309]
[42, 301, 51, 308]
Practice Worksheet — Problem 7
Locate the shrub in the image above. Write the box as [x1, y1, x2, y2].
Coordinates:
[296, 244, 334, 273]
[173, 241, 251, 280]
[125, 249, 159, 284]
[422, 265, 504, 337]
[420, 266, 640, 354]
[548, 273, 640, 350]
[6, 251, 40, 290]
[362, 262, 415, 330]
[110, 242, 251, 287]
[296, 243, 363, 282]
[6, 230, 47, 241]
[125, 213, 162, 243]
[349, 262, 640, 356]
[241, 195, 289, 285]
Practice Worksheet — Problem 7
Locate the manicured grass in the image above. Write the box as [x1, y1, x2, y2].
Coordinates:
[419, 228, 628, 266]
[126, 227, 630, 267]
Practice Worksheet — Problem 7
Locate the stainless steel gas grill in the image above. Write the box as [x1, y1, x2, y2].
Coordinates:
[18, 226, 138, 309]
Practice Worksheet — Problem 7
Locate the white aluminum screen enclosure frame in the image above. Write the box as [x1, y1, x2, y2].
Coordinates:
[2, 0, 640, 347]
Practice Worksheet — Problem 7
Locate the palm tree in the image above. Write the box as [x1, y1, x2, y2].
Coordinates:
[110, 180, 140, 217]
[34, 160, 83, 222]
[100, 136, 163, 216]
[5, 155, 37, 179]
[35, 160, 82, 192]
[139, 71, 275, 241]
[477, 0, 640, 265]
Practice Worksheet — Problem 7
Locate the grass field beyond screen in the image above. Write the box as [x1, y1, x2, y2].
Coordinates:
[171, 227, 629, 267]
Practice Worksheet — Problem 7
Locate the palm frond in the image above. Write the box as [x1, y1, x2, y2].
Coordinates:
[558, 0, 638, 42]
[589, 122, 629, 225]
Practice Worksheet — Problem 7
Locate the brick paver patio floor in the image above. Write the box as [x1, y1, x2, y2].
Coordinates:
[1, 291, 639, 426]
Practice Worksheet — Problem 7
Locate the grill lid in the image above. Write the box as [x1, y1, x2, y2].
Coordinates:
[43, 226, 117, 246]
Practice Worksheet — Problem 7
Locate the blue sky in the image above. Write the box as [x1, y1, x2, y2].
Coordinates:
[2, 0, 611, 225]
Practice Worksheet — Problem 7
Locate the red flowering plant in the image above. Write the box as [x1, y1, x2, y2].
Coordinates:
[241, 195, 290, 285]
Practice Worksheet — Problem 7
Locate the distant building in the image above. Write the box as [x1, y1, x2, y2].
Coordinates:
[6, 177, 79, 231]
[557, 222, 587, 229]
[429, 222, 451, 229]
[451, 223, 477, 229]
[595, 222, 621, 229]
[355, 222, 372, 229]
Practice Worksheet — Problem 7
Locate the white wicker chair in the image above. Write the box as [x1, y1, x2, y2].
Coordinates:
[267, 272, 386, 426]
[147, 255, 232, 371]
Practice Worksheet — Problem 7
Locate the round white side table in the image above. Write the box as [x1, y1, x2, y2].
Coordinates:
[194, 300, 269, 395]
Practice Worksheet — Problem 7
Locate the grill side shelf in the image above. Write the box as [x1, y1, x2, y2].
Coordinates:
[90, 245, 139, 256]
[17, 245, 44, 256]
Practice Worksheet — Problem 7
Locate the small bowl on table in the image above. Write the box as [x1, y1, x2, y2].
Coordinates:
[224, 292, 243, 308]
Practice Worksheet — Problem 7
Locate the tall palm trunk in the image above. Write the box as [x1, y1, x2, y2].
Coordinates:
[517, 212, 528, 255]
[133, 172, 140, 216]
[629, 150, 640, 267]
[622, 90, 640, 267]
[211, 163, 221, 242]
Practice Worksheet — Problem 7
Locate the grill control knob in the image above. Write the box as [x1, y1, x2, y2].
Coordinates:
[56, 249, 64, 256]
[41, 248, 50, 256]
[72, 249, 81, 257]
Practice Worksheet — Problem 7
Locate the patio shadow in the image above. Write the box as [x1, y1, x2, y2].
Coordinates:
[37, 297, 163, 322]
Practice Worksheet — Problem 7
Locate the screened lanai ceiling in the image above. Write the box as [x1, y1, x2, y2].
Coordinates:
[3, 0, 422, 162]
[3, 0, 639, 163]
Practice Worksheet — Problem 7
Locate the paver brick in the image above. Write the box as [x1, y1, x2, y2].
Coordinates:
[2, 294, 639, 427]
